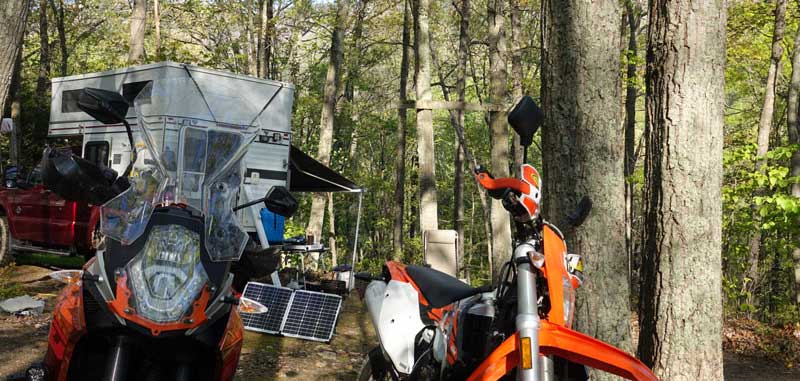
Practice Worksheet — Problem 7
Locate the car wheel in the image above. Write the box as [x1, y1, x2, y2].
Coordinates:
[0, 215, 14, 266]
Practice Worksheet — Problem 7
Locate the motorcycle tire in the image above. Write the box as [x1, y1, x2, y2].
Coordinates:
[358, 347, 391, 381]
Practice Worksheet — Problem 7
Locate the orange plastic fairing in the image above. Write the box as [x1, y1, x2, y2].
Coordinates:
[466, 322, 657, 381]
[537, 320, 657, 381]
[43, 282, 86, 381]
[107, 272, 212, 336]
[465, 332, 520, 381]
[542, 225, 570, 326]
[218, 308, 244, 381]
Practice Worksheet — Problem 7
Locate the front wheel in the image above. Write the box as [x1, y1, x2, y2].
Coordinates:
[358, 347, 391, 381]
[0, 215, 14, 266]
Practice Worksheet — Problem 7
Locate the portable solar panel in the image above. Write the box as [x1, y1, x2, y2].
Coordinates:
[241, 282, 294, 334]
[280, 289, 342, 342]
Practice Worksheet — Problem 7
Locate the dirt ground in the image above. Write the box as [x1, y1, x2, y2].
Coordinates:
[1, 265, 799, 380]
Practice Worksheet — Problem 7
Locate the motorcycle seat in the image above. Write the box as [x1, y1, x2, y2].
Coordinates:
[405, 265, 488, 308]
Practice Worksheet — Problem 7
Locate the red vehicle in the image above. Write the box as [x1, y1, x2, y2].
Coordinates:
[0, 163, 103, 265]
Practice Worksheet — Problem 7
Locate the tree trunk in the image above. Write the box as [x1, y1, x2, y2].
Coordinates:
[746, 0, 786, 311]
[788, 1, 800, 304]
[36, 0, 49, 98]
[327, 192, 337, 267]
[509, 0, 524, 178]
[8, 47, 23, 167]
[154, 0, 161, 59]
[637, 0, 726, 379]
[623, 0, 640, 305]
[259, 0, 273, 79]
[393, 0, 412, 260]
[48, 0, 66, 76]
[0, 0, 30, 114]
[306, 0, 347, 241]
[346, 0, 367, 175]
[487, 0, 510, 283]
[430, 0, 470, 277]
[541, 0, 632, 371]
[454, 0, 469, 277]
[415, 0, 438, 233]
[128, 0, 147, 64]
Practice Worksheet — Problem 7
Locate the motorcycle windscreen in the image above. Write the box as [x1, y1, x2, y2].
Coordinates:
[99, 78, 261, 261]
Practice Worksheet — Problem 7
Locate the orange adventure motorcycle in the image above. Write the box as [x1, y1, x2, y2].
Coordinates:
[356, 96, 657, 381]
[16, 76, 291, 381]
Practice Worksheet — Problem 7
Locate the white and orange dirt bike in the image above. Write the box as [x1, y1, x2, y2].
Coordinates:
[355, 96, 657, 381]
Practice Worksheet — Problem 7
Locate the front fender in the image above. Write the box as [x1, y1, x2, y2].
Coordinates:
[466, 320, 657, 381]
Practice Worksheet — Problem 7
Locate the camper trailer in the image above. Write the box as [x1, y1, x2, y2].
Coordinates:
[47, 62, 295, 249]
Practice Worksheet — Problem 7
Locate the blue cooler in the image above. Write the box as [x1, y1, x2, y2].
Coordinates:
[260, 208, 285, 245]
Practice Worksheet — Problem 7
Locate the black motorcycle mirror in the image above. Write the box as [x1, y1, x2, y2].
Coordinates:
[232, 186, 299, 217]
[78, 88, 137, 178]
[507, 95, 544, 161]
[78, 88, 129, 124]
[566, 196, 593, 228]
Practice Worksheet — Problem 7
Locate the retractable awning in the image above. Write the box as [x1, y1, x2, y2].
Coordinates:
[288, 145, 360, 193]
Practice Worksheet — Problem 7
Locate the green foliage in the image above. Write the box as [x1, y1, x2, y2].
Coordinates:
[0, 264, 24, 300]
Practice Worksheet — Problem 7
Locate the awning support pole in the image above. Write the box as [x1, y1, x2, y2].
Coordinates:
[349, 190, 364, 291]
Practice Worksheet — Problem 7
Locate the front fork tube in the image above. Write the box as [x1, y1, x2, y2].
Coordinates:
[515, 248, 541, 381]
[103, 336, 131, 381]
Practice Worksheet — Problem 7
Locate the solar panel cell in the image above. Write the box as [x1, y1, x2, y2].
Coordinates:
[241, 282, 294, 334]
[280, 290, 342, 342]
[240, 282, 342, 342]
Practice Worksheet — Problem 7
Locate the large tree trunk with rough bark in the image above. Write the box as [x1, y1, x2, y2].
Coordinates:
[541, 0, 632, 374]
[306, 0, 347, 241]
[392, 0, 412, 260]
[746, 0, 786, 311]
[637, 0, 726, 379]
[788, 2, 800, 304]
[415, 0, 438, 233]
[487, 0, 510, 283]
[0, 0, 30, 114]
[128, 0, 147, 64]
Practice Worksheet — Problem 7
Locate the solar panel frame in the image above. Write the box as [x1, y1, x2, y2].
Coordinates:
[279, 289, 342, 342]
[240, 282, 295, 335]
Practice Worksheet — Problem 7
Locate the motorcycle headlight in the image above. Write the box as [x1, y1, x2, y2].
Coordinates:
[126, 224, 208, 323]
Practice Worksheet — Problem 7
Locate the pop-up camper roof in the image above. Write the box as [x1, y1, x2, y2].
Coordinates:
[48, 61, 294, 137]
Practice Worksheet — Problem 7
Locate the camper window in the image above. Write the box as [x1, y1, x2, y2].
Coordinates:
[123, 81, 152, 104]
[84, 141, 110, 168]
[62, 90, 83, 113]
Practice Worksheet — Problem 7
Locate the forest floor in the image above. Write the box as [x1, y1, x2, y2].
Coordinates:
[1, 264, 799, 380]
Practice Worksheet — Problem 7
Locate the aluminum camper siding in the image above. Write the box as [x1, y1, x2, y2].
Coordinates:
[48, 62, 295, 246]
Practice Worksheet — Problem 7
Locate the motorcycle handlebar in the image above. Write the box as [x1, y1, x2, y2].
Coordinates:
[474, 166, 530, 197]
